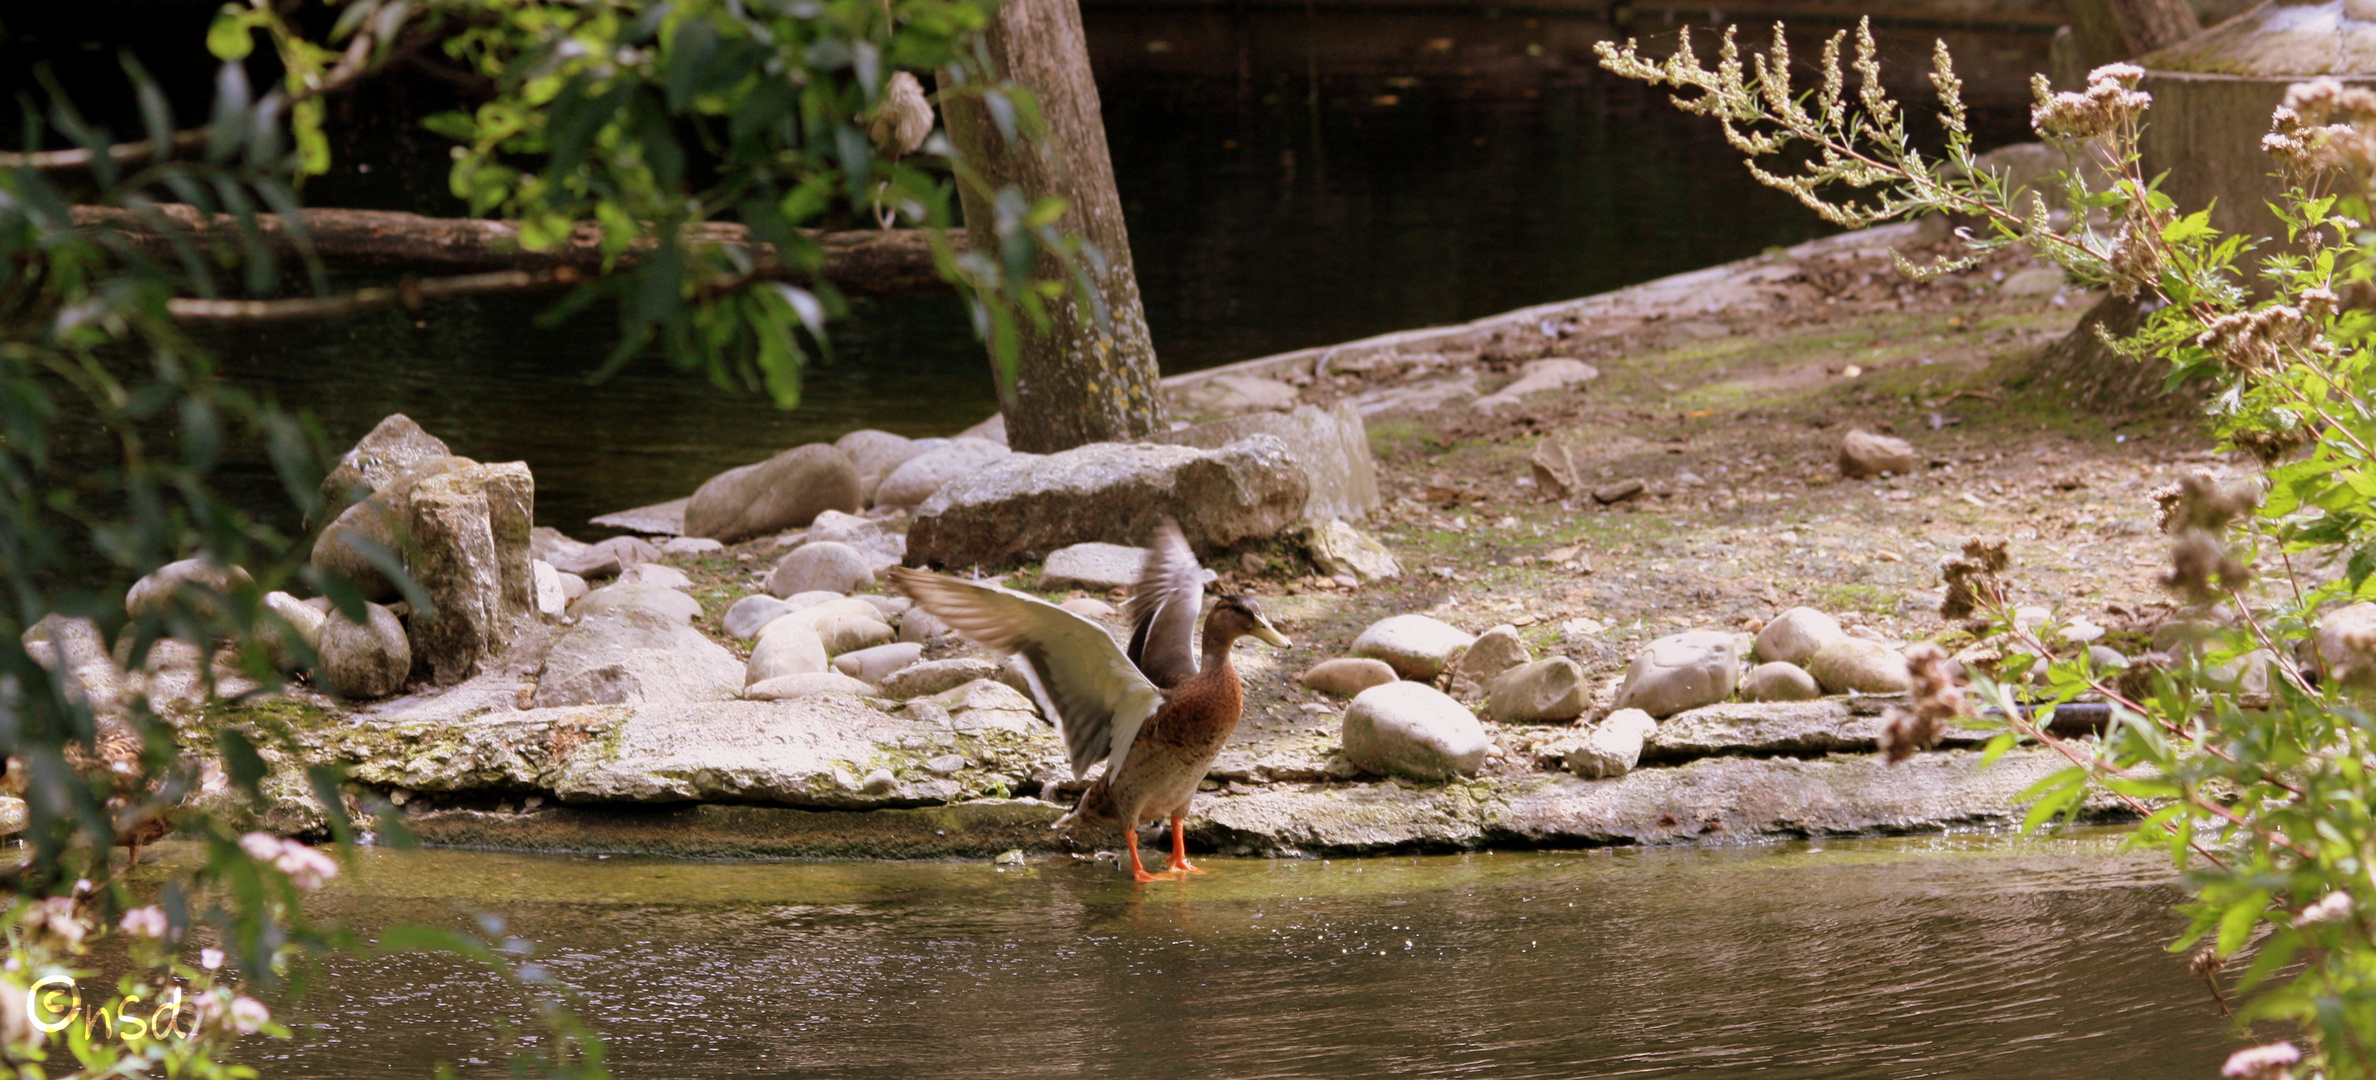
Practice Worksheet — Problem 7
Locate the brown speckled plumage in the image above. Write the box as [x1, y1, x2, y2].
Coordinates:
[890, 521, 1288, 883]
[1061, 597, 1267, 836]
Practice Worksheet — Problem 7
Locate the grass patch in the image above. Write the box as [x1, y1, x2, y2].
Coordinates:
[1817, 582, 1900, 615]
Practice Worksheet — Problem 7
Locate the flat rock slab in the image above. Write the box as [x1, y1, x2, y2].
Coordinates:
[309, 699, 1063, 810]
[1490, 748, 2112, 848]
[906, 436, 1309, 566]
[1192, 781, 1492, 856]
[402, 800, 1071, 859]
[1642, 698, 1989, 763]
[1186, 747, 2120, 856]
[589, 497, 688, 536]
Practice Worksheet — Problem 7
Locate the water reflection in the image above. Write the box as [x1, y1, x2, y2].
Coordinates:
[259, 832, 2228, 1078]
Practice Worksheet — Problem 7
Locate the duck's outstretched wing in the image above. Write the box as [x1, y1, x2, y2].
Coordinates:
[1123, 520, 1205, 689]
[887, 567, 1163, 780]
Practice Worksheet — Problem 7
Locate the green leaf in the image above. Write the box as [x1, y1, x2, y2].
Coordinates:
[2162, 209, 2214, 244]
[2215, 892, 2267, 956]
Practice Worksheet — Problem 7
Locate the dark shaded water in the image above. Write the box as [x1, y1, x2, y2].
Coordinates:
[252, 832, 2232, 1078]
[19, 10, 2050, 529]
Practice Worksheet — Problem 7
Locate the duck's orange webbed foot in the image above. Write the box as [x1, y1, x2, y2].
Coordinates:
[1125, 829, 1182, 884]
[1165, 815, 1209, 875]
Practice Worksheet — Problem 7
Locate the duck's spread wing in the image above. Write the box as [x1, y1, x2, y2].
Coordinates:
[888, 568, 1164, 779]
[1123, 520, 1204, 689]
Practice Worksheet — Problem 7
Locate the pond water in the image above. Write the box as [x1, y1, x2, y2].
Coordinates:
[251, 831, 2234, 1078]
[151, 10, 2050, 530]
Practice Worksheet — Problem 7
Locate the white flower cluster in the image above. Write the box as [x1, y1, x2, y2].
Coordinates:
[2264, 78, 2376, 178]
[239, 833, 339, 891]
[2030, 63, 2151, 141]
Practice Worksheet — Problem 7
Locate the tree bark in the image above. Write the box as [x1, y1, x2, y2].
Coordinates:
[2064, 0, 2201, 69]
[941, 0, 1167, 454]
[68, 204, 958, 297]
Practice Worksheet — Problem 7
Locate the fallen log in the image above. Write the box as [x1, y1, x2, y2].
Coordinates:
[68, 204, 960, 298]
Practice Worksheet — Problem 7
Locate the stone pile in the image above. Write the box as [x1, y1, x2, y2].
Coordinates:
[307, 414, 544, 687]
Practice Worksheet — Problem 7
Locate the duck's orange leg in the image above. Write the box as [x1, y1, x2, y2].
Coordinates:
[1165, 815, 1208, 875]
[1126, 828, 1175, 884]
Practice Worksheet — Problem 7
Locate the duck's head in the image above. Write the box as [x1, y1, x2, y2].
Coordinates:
[1208, 594, 1291, 648]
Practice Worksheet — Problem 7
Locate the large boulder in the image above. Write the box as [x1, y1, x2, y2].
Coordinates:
[767, 541, 875, 597]
[1298, 519, 1402, 582]
[833, 642, 925, 684]
[747, 619, 831, 684]
[875, 438, 1012, 511]
[1301, 657, 1399, 697]
[2318, 601, 2376, 689]
[1613, 631, 1741, 718]
[21, 614, 126, 717]
[1806, 639, 1912, 694]
[1838, 429, 1920, 479]
[1487, 658, 1588, 723]
[682, 443, 862, 543]
[724, 595, 798, 640]
[320, 602, 411, 699]
[877, 658, 1003, 699]
[907, 436, 1309, 567]
[1754, 607, 1844, 665]
[533, 612, 742, 708]
[310, 455, 475, 601]
[767, 598, 894, 655]
[1566, 708, 1656, 778]
[1340, 681, 1489, 781]
[318, 414, 451, 521]
[1742, 661, 1823, 702]
[124, 558, 254, 621]
[834, 429, 929, 507]
[1449, 624, 1530, 699]
[569, 582, 702, 624]
[1350, 614, 1476, 681]
[263, 591, 327, 668]
[404, 463, 534, 685]
[1040, 542, 1152, 592]
[1149, 402, 1381, 521]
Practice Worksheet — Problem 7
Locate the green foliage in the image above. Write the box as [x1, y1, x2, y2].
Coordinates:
[423, 0, 1096, 402]
[1602, 25, 2376, 1072]
[3, 0, 1086, 1074]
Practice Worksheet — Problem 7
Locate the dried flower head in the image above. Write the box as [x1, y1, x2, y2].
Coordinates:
[2190, 944, 2224, 981]
[2150, 471, 2260, 534]
[2266, 78, 2376, 179]
[2194, 305, 2316, 372]
[1939, 537, 2012, 620]
[2162, 529, 2254, 603]
[2226, 422, 2316, 466]
[2031, 63, 2150, 140]
[1881, 643, 1971, 763]
[2222, 1042, 2302, 1080]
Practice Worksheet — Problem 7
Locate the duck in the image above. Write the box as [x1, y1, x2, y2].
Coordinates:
[886, 521, 1289, 883]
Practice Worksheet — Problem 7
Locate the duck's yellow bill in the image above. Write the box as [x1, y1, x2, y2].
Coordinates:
[1250, 617, 1291, 648]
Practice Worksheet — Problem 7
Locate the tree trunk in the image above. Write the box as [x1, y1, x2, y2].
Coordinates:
[2063, 0, 2201, 69]
[941, 0, 1166, 454]
[69, 204, 957, 297]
